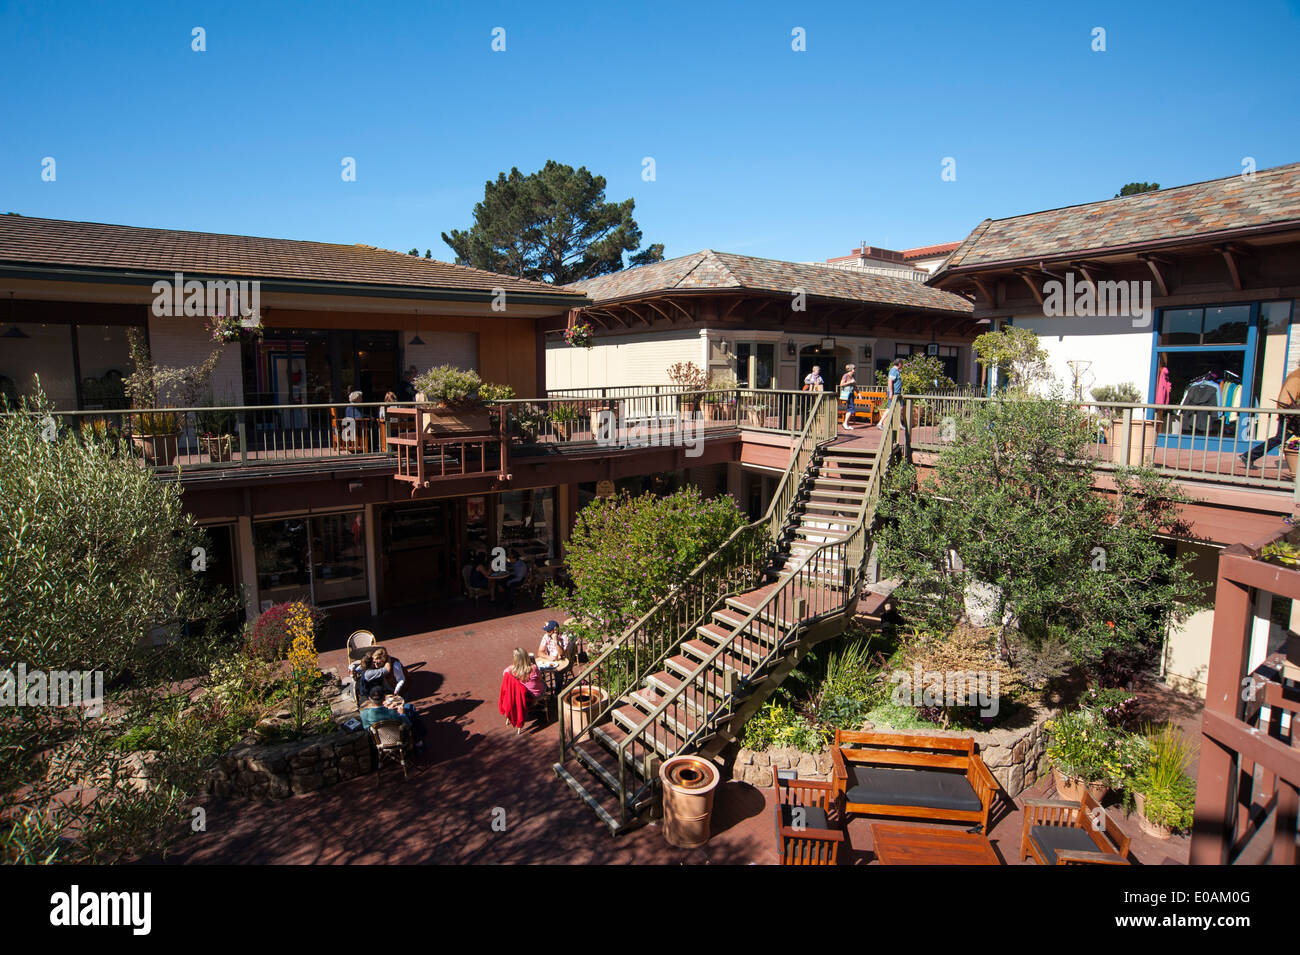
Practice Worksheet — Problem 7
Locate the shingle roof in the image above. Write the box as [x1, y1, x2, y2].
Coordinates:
[934, 162, 1300, 278]
[569, 249, 972, 314]
[0, 215, 585, 299]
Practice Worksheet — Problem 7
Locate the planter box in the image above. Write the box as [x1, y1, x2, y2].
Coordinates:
[421, 408, 492, 434]
[132, 433, 180, 466]
[1108, 417, 1156, 466]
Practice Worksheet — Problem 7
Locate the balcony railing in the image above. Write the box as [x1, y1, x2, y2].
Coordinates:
[17, 389, 826, 480]
[907, 394, 1300, 496]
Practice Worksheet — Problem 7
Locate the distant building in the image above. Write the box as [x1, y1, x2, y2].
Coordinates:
[817, 241, 960, 280]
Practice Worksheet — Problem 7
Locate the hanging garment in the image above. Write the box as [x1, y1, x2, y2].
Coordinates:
[1181, 380, 1222, 434]
[1155, 367, 1172, 406]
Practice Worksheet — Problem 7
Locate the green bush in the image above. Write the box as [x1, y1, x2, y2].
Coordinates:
[741, 702, 822, 752]
[413, 365, 483, 408]
[1091, 382, 1143, 404]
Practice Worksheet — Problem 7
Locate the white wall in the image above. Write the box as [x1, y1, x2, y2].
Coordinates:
[1015, 314, 1153, 400]
[546, 329, 703, 390]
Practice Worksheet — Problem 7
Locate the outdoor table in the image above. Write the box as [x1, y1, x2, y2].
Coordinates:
[868, 822, 1001, 865]
[536, 656, 571, 697]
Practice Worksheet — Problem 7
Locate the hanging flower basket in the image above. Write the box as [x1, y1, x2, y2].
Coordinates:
[209, 314, 264, 344]
[564, 323, 594, 349]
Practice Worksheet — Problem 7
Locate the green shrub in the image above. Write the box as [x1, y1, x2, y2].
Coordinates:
[1090, 382, 1143, 404]
[741, 702, 822, 752]
[413, 365, 483, 408]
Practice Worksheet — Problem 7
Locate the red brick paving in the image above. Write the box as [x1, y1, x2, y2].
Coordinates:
[167, 577, 1196, 866]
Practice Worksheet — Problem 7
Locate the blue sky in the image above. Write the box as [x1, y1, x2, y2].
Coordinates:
[2, 0, 1298, 266]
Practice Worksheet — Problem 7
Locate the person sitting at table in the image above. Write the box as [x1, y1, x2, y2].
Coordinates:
[537, 619, 569, 662]
[509, 647, 547, 700]
[470, 549, 494, 594]
[505, 550, 529, 607]
[344, 390, 365, 419]
[364, 646, 406, 695]
[360, 686, 426, 752]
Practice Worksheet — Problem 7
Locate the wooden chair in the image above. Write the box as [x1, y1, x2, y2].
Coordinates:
[1021, 790, 1132, 865]
[369, 718, 413, 782]
[831, 729, 997, 833]
[330, 408, 372, 453]
[347, 630, 378, 707]
[772, 768, 844, 865]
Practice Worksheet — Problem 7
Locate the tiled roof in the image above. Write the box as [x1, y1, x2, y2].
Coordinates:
[934, 162, 1300, 277]
[0, 215, 585, 299]
[570, 249, 972, 314]
[901, 241, 959, 260]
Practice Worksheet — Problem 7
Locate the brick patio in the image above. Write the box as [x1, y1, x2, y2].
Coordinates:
[167, 599, 1195, 865]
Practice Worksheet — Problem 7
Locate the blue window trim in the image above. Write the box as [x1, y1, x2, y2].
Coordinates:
[1149, 302, 1261, 417]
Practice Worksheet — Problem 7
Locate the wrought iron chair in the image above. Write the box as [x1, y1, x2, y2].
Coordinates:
[772, 768, 844, 865]
[462, 564, 491, 605]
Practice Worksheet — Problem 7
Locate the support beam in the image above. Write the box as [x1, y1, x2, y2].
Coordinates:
[1015, 270, 1045, 306]
[1138, 254, 1174, 297]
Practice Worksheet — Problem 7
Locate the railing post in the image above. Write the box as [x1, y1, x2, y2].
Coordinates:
[237, 419, 248, 467]
[1120, 407, 1132, 466]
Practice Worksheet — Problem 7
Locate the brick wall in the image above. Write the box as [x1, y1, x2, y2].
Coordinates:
[147, 314, 243, 402]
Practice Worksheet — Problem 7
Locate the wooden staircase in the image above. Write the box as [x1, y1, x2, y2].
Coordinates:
[554, 400, 900, 834]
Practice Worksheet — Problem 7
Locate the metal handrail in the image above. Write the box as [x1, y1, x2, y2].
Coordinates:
[556, 394, 837, 764]
[614, 400, 901, 819]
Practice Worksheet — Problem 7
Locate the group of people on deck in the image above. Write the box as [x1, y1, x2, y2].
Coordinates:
[802, 357, 903, 432]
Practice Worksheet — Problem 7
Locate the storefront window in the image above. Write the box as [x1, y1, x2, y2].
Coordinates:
[244, 329, 398, 406]
[254, 511, 367, 608]
[734, 343, 775, 388]
[75, 325, 132, 409]
[498, 489, 555, 560]
[0, 323, 78, 410]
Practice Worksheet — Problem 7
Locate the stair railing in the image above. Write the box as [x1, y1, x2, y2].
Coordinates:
[616, 400, 902, 817]
[557, 393, 838, 764]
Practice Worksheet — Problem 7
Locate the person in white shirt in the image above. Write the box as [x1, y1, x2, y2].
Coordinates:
[802, 366, 824, 391]
[537, 619, 569, 661]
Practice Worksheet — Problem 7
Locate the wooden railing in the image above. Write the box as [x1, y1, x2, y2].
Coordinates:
[613, 399, 901, 820]
[1191, 532, 1300, 865]
[556, 393, 839, 766]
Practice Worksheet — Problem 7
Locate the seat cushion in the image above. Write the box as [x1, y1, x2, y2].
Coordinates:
[777, 803, 831, 832]
[845, 764, 982, 813]
[1029, 824, 1106, 864]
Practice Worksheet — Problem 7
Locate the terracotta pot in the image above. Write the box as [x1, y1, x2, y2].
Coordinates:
[562, 686, 609, 739]
[1285, 449, 1297, 475]
[1134, 792, 1172, 841]
[202, 434, 233, 462]
[1108, 417, 1157, 466]
[589, 409, 611, 435]
[680, 400, 699, 416]
[132, 432, 180, 466]
[660, 755, 720, 849]
[701, 403, 717, 422]
[1052, 765, 1109, 803]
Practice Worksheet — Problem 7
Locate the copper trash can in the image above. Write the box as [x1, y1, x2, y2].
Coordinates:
[659, 755, 721, 849]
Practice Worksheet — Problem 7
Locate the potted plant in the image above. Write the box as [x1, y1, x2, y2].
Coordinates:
[1091, 382, 1155, 466]
[1132, 723, 1196, 840]
[549, 404, 581, 440]
[77, 416, 124, 456]
[197, 397, 238, 462]
[131, 411, 181, 465]
[412, 365, 493, 433]
[563, 322, 594, 349]
[1260, 539, 1300, 568]
[1045, 707, 1113, 802]
[1285, 435, 1299, 475]
[703, 370, 738, 422]
[207, 313, 264, 345]
[667, 361, 708, 415]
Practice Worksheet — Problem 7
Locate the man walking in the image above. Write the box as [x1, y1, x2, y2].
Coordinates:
[1241, 366, 1300, 468]
[879, 358, 903, 431]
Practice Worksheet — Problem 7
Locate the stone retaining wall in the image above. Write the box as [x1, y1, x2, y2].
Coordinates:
[729, 704, 1055, 800]
[205, 667, 375, 799]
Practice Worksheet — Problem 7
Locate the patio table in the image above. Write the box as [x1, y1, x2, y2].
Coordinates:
[869, 822, 1001, 865]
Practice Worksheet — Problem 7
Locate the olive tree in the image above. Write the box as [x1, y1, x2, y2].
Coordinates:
[0, 393, 235, 863]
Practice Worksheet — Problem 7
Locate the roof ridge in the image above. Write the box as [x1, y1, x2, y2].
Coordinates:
[981, 161, 1300, 226]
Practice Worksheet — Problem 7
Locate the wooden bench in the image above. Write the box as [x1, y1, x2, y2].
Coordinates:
[831, 729, 997, 833]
